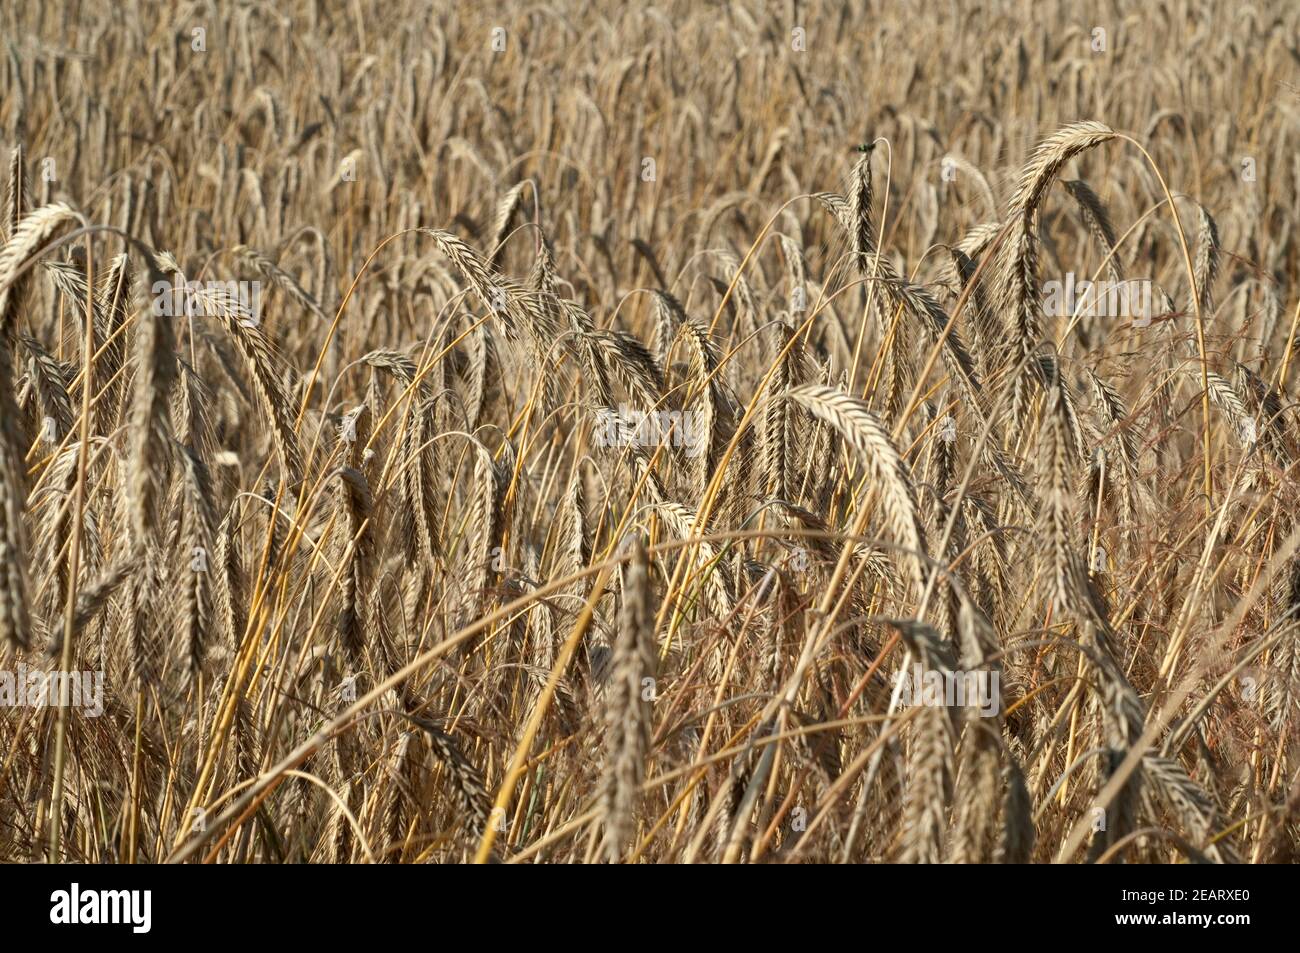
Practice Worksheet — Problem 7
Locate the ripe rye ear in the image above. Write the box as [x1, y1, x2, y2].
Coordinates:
[601, 535, 656, 862]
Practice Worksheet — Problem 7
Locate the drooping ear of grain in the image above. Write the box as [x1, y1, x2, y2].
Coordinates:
[192, 284, 303, 481]
[176, 444, 216, 677]
[0, 204, 80, 649]
[126, 254, 179, 551]
[601, 534, 656, 862]
[892, 620, 956, 864]
[0, 361, 32, 651]
[785, 384, 929, 594]
[760, 322, 808, 505]
[1061, 179, 1122, 285]
[989, 122, 1115, 424]
[1193, 203, 1220, 318]
[332, 465, 374, 671]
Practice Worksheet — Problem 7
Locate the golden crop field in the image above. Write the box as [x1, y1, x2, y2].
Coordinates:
[1, 0, 1298, 866]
